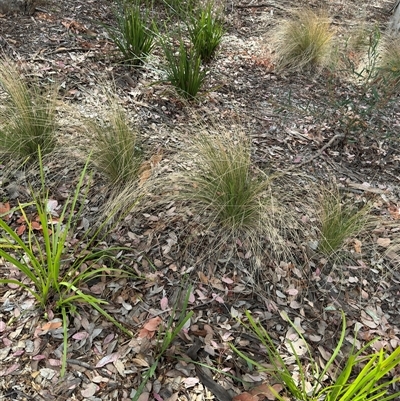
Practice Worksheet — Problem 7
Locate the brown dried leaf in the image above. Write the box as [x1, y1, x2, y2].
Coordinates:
[41, 321, 62, 331]
[233, 392, 259, 401]
[250, 383, 284, 401]
[353, 239, 362, 253]
[96, 352, 119, 368]
[139, 316, 162, 339]
[0, 202, 10, 219]
[81, 382, 99, 398]
[377, 238, 391, 247]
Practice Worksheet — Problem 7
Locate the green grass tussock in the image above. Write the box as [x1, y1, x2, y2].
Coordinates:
[88, 100, 143, 188]
[318, 186, 370, 256]
[376, 36, 400, 89]
[172, 126, 304, 269]
[187, 134, 265, 232]
[0, 60, 57, 161]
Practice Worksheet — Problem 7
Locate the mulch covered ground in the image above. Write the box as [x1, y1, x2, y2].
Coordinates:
[0, 0, 399, 400]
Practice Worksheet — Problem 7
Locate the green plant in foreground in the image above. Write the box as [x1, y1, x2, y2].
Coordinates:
[0, 153, 133, 376]
[0, 60, 57, 160]
[187, 2, 225, 62]
[107, 2, 156, 65]
[89, 100, 143, 187]
[273, 8, 334, 72]
[318, 188, 370, 255]
[232, 310, 400, 401]
[163, 40, 208, 99]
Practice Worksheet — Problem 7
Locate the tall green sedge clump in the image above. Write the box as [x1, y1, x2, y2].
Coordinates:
[0, 60, 57, 160]
[187, 2, 225, 62]
[232, 310, 400, 401]
[318, 187, 370, 256]
[88, 99, 143, 187]
[107, 1, 156, 65]
[272, 8, 334, 72]
[163, 39, 208, 99]
[0, 153, 133, 376]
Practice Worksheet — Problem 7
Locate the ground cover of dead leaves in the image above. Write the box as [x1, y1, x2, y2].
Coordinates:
[0, 0, 400, 400]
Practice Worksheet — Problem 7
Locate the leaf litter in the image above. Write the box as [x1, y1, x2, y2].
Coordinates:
[0, 0, 400, 400]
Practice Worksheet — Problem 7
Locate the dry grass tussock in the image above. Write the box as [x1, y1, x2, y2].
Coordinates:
[271, 8, 335, 72]
[376, 35, 400, 88]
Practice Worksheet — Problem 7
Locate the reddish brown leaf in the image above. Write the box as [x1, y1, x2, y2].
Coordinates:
[0, 202, 10, 220]
[41, 321, 62, 331]
[233, 392, 259, 401]
[143, 316, 162, 332]
[31, 221, 42, 230]
[16, 224, 26, 236]
[138, 316, 162, 339]
[250, 383, 284, 401]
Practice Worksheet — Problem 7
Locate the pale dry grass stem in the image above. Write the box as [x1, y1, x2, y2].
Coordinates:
[272, 8, 334, 72]
[0, 59, 58, 161]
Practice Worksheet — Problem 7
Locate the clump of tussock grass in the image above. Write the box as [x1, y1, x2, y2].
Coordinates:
[376, 35, 400, 89]
[174, 127, 305, 269]
[272, 8, 335, 72]
[317, 186, 371, 256]
[0, 59, 58, 161]
[87, 98, 143, 188]
[106, 1, 156, 66]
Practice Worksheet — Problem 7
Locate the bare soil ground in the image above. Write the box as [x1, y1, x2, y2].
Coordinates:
[0, 0, 399, 400]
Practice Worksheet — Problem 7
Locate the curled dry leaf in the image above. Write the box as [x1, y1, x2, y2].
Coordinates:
[160, 297, 169, 310]
[353, 239, 362, 253]
[183, 377, 199, 388]
[16, 224, 26, 236]
[0, 202, 10, 220]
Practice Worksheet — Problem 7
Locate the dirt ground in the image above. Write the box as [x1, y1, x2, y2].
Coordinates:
[0, 0, 399, 400]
